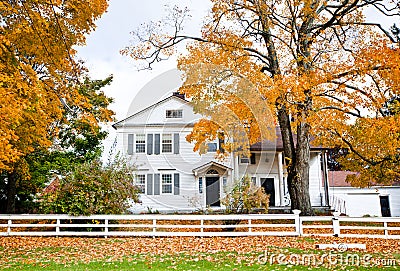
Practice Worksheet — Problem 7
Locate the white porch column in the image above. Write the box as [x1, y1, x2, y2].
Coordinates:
[278, 152, 285, 206]
[233, 153, 239, 181]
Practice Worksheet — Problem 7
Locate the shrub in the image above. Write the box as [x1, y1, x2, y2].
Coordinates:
[39, 156, 139, 215]
[221, 176, 269, 214]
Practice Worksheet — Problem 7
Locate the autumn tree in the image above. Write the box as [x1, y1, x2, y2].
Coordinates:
[0, 76, 115, 213]
[0, 0, 109, 213]
[123, 1, 400, 215]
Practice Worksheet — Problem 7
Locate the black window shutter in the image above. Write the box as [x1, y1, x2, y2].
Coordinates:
[154, 174, 160, 195]
[147, 134, 153, 155]
[146, 174, 153, 195]
[173, 133, 180, 154]
[174, 173, 180, 195]
[127, 134, 134, 155]
[250, 153, 256, 164]
[154, 134, 160, 155]
[218, 133, 225, 153]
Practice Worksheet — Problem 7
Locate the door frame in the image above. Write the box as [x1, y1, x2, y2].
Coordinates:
[205, 175, 221, 207]
[260, 177, 276, 207]
[255, 175, 280, 206]
[380, 195, 391, 217]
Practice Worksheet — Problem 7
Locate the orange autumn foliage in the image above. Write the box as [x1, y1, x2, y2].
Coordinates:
[0, 0, 109, 171]
[124, 0, 400, 212]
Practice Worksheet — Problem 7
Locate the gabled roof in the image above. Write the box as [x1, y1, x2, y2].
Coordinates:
[192, 161, 233, 174]
[112, 93, 189, 129]
[250, 127, 326, 151]
[328, 170, 400, 187]
[328, 171, 359, 187]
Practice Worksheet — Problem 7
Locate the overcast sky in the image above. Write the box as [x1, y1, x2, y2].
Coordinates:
[77, 1, 211, 117]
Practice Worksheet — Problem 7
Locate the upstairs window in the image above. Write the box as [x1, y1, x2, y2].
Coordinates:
[240, 153, 256, 164]
[240, 155, 250, 164]
[135, 134, 146, 153]
[166, 109, 183, 119]
[162, 134, 173, 153]
[207, 142, 218, 152]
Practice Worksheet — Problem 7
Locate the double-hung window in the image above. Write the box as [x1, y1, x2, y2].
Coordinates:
[161, 174, 173, 194]
[135, 174, 146, 194]
[166, 109, 183, 119]
[135, 134, 146, 153]
[162, 134, 173, 153]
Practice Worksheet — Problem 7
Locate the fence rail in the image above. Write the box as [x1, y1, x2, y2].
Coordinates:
[1, 212, 400, 238]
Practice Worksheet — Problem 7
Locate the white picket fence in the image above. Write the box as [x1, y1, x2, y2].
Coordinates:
[1, 212, 400, 238]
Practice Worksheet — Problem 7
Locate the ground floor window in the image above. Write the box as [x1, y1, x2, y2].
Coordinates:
[135, 174, 146, 194]
[162, 174, 173, 194]
[199, 177, 203, 194]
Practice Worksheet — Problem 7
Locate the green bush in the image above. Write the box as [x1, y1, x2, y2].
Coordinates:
[39, 156, 139, 215]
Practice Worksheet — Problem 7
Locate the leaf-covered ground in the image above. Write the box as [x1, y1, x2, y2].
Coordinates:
[1, 236, 399, 270]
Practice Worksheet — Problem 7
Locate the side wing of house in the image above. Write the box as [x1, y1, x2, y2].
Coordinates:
[328, 171, 400, 217]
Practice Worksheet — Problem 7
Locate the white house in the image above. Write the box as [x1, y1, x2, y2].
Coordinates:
[112, 92, 331, 213]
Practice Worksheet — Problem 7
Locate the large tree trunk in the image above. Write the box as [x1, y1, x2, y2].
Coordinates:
[6, 171, 17, 214]
[290, 121, 313, 215]
[277, 106, 314, 216]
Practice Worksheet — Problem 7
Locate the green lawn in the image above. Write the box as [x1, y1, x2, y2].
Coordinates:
[2, 249, 398, 270]
[1, 236, 399, 270]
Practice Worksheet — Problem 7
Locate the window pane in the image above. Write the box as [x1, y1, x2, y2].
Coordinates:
[162, 144, 172, 153]
[162, 134, 172, 142]
[162, 174, 172, 193]
[162, 134, 172, 153]
[135, 134, 146, 153]
[240, 156, 250, 163]
[136, 134, 145, 143]
[207, 142, 217, 152]
[136, 145, 145, 153]
[166, 110, 183, 118]
[199, 177, 203, 194]
[135, 174, 146, 194]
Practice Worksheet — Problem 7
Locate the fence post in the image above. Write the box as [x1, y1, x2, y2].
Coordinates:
[384, 221, 388, 238]
[152, 219, 157, 238]
[104, 219, 109, 239]
[292, 210, 301, 236]
[56, 219, 60, 235]
[201, 219, 204, 233]
[332, 212, 340, 237]
[248, 219, 252, 233]
[7, 219, 12, 236]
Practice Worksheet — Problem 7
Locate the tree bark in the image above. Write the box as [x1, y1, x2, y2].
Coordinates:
[277, 106, 314, 216]
[291, 120, 313, 215]
[6, 171, 17, 214]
